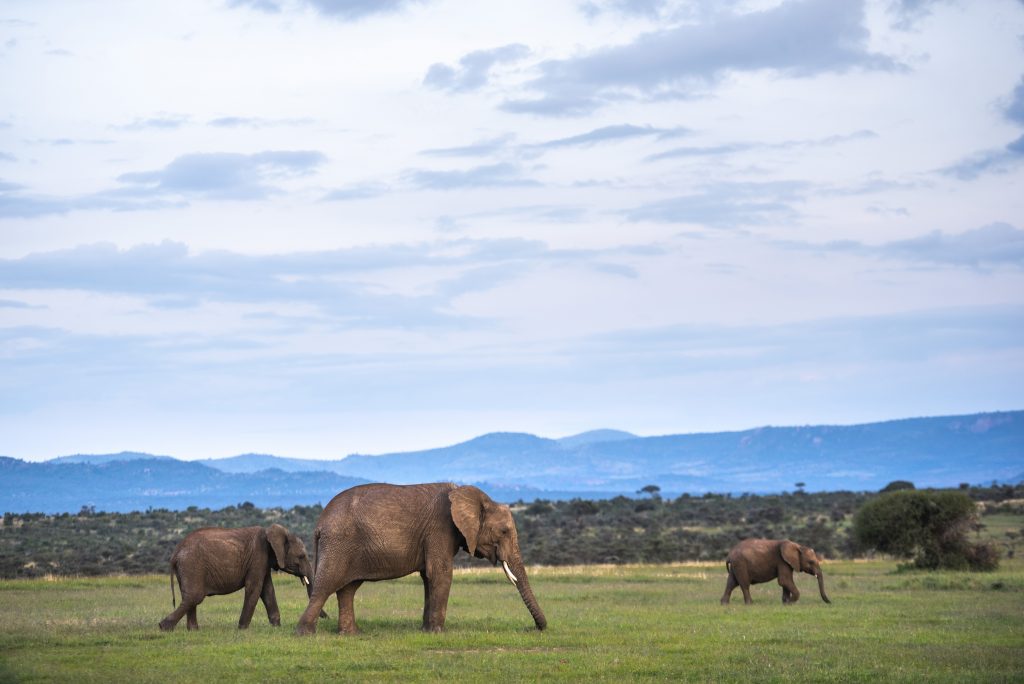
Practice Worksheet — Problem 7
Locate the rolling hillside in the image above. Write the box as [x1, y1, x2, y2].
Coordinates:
[2, 411, 1020, 513]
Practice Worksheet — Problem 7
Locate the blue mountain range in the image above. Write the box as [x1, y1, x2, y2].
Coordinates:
[2, 411, 1021, 513]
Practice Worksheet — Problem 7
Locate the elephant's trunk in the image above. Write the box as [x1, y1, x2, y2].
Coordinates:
[506, 556, 547, 630]
[501, 557, 548, 630]
[816, 570, 831, 603]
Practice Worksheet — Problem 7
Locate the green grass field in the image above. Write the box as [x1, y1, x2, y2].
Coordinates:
[1, 560, 1022, 683]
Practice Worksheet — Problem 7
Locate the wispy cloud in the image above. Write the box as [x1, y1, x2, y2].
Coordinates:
[576, 304, 1024, 376]
[940, 76, 1024, 180]
[114, 115, 190, 131]
[0, 191, 185, 219]
[886, 0, 952, 29]
[115, 150, 326, 200]
[580, 0, 677, 19]
[228, 0, 430, 20]
[0, 238, 659, 324]
[646, 130, 877, 161]
[781, 223, 1024, 270]
[424, 44, 530, 93]
[419, 134, 516, 158]
[321, 183, 390, 201]
[1005, 76, 1024, 126]
[207, 116, 315, 129]
[504, 0, 900, 116]
[940, 135, 1024, 180]
[624, 181, 808, 228]
[534, 124, 687, 149]
[404, 162, 541, 190]
[0, 150, 327, 217]
[418, 124, 685, 160]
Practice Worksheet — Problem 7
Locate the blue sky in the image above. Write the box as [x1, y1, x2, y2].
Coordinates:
[1, 0, 1022, 460]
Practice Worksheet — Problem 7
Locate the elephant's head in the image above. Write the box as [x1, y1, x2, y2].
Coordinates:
[450, 485, 547, 630]
[266, 524, 316, 601]
[780, 540, 831, 603]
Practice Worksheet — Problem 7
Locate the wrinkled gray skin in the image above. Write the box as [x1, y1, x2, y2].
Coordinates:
[721, 538, 831, 605]
[295, 483, 547, 635]
[159, 524, 316, 631]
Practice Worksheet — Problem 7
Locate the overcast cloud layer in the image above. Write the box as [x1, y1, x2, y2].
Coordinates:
[1, 0, 1022, 460]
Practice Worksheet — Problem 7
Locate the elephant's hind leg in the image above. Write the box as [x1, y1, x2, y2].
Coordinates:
[731, 565, 754, 604]
[160, 594, 201, 631]
[336, 581, 363, 635]
[721, 571, 738, 605]
[159, 602, 190, 631]
[296, 589, 332, 636]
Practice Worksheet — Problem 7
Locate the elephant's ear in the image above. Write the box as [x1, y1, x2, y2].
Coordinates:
[449, 486, 487, 556]
[780, 540, 801, 571]
[266, 524, 288, 570]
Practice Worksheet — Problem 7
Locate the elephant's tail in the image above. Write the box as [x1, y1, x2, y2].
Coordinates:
[169, 562, 176, 608]
[313, 528, 320, 576]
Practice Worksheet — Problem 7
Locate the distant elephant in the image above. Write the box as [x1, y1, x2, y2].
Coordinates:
[295, 483, 547, 635]
[720, 538, 831, 605]
[159, 524, 317, 631]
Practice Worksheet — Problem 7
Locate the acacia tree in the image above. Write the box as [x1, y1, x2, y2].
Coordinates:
[853, 490, 998, 570]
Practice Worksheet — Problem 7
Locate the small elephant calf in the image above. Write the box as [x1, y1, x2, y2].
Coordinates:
[159, 524, 315, 631]
[721, 538, 831, 605]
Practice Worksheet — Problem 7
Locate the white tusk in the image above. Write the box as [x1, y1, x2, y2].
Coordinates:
[502, 561, 518, 586]
[302, 575, 310, 586]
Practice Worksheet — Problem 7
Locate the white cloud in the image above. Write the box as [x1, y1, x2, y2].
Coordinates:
[0, 0, 1022, 459]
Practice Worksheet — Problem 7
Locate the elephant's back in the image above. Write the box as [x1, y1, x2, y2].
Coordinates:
[318, 483, 455, 537]
[319, 482, 454, 518]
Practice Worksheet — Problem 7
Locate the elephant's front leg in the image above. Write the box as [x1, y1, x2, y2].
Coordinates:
[336, 581, 363, 635]
[421, 560, 453, 632]
[778, 573, 800, 604]
[260, 575, 281, 626]
[238, 580, 263, 628]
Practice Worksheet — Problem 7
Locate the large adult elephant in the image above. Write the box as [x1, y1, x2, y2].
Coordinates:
[159, 524, 316, 631]
[720, 538, 831, 605]
[295, 483, 547, 635]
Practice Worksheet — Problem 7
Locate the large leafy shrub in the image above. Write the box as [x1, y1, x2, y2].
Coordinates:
[853, 490, 998, 571]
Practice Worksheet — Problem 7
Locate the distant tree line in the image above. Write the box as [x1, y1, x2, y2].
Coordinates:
[1, 485, 1020, 579]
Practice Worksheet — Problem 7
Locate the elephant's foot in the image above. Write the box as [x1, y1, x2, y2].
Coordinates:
[338, 624, 360, 635]
[295, 621, 317, 636]
[422, 623, 445, 633]
[158, 620, 175, 632]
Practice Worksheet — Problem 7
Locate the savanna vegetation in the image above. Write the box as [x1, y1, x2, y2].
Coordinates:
[1, 560, 1022, 682]
[2, 484, 1021, 579]
[2, 484, 1022, 681]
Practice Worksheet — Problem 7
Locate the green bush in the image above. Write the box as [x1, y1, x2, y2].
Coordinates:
[853, 489, 998, 571]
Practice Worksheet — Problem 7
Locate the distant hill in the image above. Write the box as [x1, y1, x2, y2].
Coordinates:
[194, 453, 327, 474]
[556, 429, 637, 448]
[48, 452, 176, 465]
[196, 412, 1024, 494]
[0, 457, 369, 514]
[5, 410, 1021, 513]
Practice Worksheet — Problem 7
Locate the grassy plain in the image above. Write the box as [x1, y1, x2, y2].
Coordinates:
[1, 560, 1022, 683]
